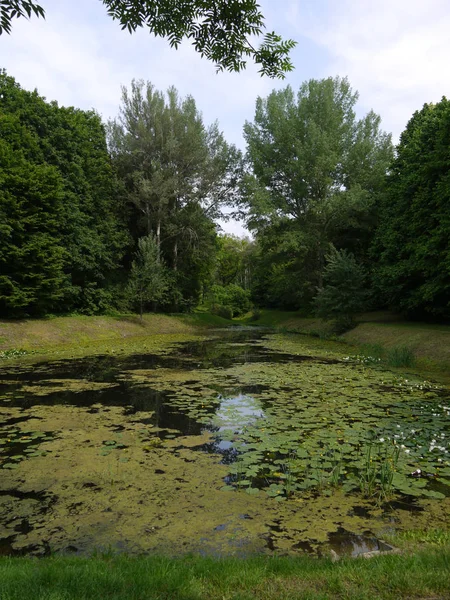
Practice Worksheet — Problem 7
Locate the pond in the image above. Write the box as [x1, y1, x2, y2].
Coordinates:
[1, 330, 449, 557]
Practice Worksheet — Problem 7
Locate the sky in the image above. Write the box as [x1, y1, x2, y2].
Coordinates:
[2, 0, 450, 236]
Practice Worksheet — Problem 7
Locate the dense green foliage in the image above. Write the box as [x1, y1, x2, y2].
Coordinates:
[1, 69, 448, 323]
[209, 283, 251, 317]
[206, 234, 255, 317]
[0, 72, 243, 317]
[372, 98, 450, 320]
[0, 71, 127, 317]
[108, 79, 241, 311]
[242, 77, 393, 311]
[1, 1, 296, 78]
[0, 119, 66, 316]
[127, 235, 170, 319]
[314, 246, 368, 331]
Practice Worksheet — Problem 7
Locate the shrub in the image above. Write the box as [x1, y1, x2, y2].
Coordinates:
[208, 284, 252, 317]
[249, 308, 261, 322]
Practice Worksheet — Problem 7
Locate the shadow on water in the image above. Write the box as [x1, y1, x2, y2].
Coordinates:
[0, 489, 57, 556]
[0, 332, 287, 436]
[325, 528, 395, 558]
[0, 330, 339, 386]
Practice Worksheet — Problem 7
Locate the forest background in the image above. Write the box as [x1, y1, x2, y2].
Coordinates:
[1, 68, 449, 327]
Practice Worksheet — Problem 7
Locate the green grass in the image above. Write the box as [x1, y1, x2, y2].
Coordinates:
[0, 312, 234, 357]
[183, 310, 235, 328]
[244, 310, 449, 378]
[1, 551, 450, 600]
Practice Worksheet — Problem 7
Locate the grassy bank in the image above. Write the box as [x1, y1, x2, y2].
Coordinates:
[0, 312, 232, 358]
[1, 310, 449, 375]
[1, 548, 450, 600]
[243, 310, 450, 376]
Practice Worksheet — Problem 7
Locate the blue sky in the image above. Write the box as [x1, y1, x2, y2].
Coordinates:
[2, 0, 449, 235]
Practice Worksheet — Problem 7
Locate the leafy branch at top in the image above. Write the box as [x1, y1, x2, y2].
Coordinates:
[0, 0, 44, 34]
[1, 0, 297, 78]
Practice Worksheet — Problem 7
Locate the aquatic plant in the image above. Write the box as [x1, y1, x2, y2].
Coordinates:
[386, 346, 416, 368]
[358, 440, 400, 501]
[0, 348, 32, 360]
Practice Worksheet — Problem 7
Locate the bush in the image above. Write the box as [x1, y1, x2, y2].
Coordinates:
[208, 284, 252, 318]
[249, 308, 261, 322]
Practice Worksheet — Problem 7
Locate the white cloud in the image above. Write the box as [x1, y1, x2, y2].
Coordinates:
[0, 0, 274, 146]
[298, 0, 450, 139]
[1, 0, 280, 235]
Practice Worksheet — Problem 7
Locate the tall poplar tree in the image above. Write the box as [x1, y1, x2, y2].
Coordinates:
[242, 76, 393, 309]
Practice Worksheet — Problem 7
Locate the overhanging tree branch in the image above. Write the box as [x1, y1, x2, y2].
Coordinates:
[1, 0, 296, 78]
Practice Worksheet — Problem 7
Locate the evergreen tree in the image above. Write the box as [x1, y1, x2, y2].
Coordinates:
[315, 246, 367, 332]
[127, 235, 170, 319]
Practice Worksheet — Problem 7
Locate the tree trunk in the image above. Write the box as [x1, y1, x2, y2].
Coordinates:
[156, 219, 161, 259]
[173, 238, 178, 272]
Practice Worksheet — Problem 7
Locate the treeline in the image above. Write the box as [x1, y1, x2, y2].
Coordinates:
[0, 72, 240, 317]
[1, 71, 449, 322]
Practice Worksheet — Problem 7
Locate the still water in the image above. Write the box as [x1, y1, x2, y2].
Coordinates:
[1, 330, 449, 556]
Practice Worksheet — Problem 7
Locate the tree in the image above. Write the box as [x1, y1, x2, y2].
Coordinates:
[1, 0, 296, 78]
[315, 245, 367, 332]
[127, 234, 170, 319]
[372, 98, 450, 320]
[209, 283, 251, 317]
[242, 77, 393, 310]
[0, 70, 128, 316]
[214, 234, 254, 288]
[109, 79, 239, 309]
[0, 119, 67, 317]
[0, 1, 43, 34]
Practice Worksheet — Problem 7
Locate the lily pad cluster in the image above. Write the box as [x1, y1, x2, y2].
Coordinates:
[133, 341, 450, 502]
[0, 428, 53, 469]
[99, 437, 127, 457]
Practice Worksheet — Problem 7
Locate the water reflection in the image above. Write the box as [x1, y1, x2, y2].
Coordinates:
[209, 392, 265, 452]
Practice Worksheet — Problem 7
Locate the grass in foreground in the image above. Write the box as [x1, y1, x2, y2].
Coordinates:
[1, 550, 450, 600]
